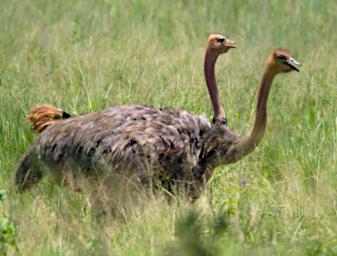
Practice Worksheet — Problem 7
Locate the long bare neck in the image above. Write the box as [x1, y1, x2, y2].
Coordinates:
[246, 65, 277, 147]
[200, 64, 278, 169]
[204, 48, 225, 122]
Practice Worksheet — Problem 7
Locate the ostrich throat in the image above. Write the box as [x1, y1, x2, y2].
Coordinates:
[206, 64, 277, 169]
[204, 48, 225, 121]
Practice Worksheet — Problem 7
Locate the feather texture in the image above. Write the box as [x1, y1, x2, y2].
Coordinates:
[20, 105, 238, 199]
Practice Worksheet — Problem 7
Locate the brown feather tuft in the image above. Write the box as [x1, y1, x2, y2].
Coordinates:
[26, 104, 70, 133]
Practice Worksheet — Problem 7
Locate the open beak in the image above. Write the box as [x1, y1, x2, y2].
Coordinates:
[286, 57, 301, 72]
[225, 39, 236, 48]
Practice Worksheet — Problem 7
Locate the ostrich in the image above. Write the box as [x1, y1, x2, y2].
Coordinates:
[26, 34, 235, 134]
[15, 48, 300, 201]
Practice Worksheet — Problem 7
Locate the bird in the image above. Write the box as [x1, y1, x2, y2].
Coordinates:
[15, 47, 301, 201]
[25, 34, 235, 134]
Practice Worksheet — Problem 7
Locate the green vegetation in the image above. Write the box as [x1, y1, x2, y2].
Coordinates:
[0, 0, 336, 255]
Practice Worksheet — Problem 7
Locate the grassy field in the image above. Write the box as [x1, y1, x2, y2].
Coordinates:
[0, 0, 336, 255]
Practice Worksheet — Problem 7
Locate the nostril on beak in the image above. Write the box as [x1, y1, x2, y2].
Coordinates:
[290, 57, 301, 66]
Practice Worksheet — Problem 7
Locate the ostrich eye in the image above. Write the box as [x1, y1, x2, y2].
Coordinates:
[276, 54, 287, 61]
[217, 38, 225, 43]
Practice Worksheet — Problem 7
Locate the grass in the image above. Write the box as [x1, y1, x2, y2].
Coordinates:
[0, 0, 336, 255]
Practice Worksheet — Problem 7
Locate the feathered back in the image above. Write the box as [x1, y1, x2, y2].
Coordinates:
[26, 104, 70, 133]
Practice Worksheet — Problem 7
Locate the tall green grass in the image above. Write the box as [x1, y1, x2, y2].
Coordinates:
[0, 0, 336, 255]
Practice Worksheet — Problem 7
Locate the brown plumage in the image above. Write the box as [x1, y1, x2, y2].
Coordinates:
[26, 34, 234, 134]
[15, 47, 300, 201]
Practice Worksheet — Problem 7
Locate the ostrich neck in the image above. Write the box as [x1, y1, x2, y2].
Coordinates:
[201, 64, 278, 169]
[247, 65, 277, 148]
[203, 62, 277, 169]
[204, 49, 224, 121]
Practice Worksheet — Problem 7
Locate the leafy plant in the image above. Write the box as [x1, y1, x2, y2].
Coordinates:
[0, 191, 18, 256]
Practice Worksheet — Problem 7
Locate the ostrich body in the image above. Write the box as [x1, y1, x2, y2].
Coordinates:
[16, 47, 300, 200]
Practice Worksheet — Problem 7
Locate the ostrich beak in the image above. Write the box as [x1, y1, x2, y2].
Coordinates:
[225, 39, 236, 48]
[286, 57, 301, 72]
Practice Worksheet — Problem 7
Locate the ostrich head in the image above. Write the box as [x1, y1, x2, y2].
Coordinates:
[207, 34, 236, 54]
[268, 48, 301, 73]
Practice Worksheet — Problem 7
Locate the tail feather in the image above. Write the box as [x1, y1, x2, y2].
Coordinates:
[26, 104, 71, 133]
